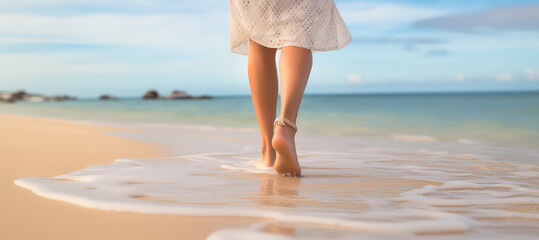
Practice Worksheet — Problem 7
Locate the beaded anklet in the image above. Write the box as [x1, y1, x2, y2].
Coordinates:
[273, 118, 298, 132]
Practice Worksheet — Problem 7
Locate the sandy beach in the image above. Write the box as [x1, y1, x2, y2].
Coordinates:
[0, 114, 261, 240]
[2, 102, 538, 239]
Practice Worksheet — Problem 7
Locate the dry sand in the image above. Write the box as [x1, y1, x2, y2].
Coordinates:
[0, 114, 261, 240]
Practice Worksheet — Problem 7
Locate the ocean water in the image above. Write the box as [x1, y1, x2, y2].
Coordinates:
[2, 91, 539, 149]
[4, 91, 539, 239]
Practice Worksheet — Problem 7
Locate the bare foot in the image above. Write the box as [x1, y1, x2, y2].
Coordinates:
[272, 125, 301, 177]
[255, 142, 275, 169]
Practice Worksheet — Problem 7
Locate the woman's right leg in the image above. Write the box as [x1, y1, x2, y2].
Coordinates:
[248, 39, 278, 168]
[272, 46, 313, 177]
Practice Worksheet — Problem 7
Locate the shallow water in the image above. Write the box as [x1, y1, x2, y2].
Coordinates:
[2, 92, 539, 149]
[15, 123, 539, 239]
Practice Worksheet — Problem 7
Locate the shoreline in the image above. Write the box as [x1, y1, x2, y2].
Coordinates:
[2, 113, 538, 239]
[0, 113, 262, 240]
[2, 92, 539, 151]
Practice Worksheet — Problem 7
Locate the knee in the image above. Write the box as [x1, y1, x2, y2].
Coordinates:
[249, 39, 277, 57]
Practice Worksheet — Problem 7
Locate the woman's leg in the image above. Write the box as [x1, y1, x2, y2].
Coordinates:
[272, 46, 313, 176]
[248, 39, 279, 168]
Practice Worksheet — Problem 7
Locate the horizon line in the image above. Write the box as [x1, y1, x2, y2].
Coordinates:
[71, 89, 539, 100]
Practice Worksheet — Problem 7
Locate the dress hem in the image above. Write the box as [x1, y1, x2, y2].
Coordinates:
[230, 36, 353, 56]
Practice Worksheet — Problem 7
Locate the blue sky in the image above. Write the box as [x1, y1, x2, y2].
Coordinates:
[0, 0, 538, 97]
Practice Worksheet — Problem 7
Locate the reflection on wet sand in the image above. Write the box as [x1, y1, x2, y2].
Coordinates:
[256, 175, 302, 237]
[260, 222, 297, 237]
[257, 175, 302, 207]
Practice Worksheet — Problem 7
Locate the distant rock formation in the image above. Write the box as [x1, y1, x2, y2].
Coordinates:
[99, 94, 117, 100]
[23, 94, 48, 102]
[11, 90, 27, 101]
[52, 95, 77, 101]
[0, 91, 17, 103]
[142, 90, 212, 100]
[193, 95, 213, 100]
[142, 90, 159, 99]
[167, 90, 192, 99]
[0, 90, 76, 103]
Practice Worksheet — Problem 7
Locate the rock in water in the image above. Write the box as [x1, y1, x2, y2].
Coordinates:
[194, 95, 213, 100]
[53, 95, 76, 101]
[0, 92, 16, 103]
[99, 95, 117, 100]
[142, 90, 159, 99]
[11, 90, 27, 100]
[168, 90, 192, 99]
[23, 94, 48, 102]
[0, 91, 75, 103]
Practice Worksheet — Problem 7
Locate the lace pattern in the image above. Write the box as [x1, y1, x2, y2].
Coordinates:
[229, 0, 353, 55]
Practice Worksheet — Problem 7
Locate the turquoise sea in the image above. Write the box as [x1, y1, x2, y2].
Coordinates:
[2, 91, 539, 149]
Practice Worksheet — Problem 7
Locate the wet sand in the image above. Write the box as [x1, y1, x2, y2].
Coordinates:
[0, 114, 261, 240]
[4, 113, 538, 239]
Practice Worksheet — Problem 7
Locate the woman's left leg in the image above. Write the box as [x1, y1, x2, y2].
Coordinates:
[272, 46, 313, 176]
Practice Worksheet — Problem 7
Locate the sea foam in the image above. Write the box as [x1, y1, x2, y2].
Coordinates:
[14, 123, 539, 240]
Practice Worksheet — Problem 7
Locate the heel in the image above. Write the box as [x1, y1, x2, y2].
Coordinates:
[272, 117, 301, 177]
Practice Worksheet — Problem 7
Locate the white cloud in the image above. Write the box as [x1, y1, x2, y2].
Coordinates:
[455, 73, 465, 81]
[348, 74, 362, 84]
[0, 5, 251, 92]
[0, 12, 229, 50]
[0, 11, 235, 87]
[526, 68, 539, 81]
[413, 4, 539, 32]
[496, 73, 513, 82]
[338, 1, 451, 26]
[0, 0, 224, 8]
[0, 1, 227, 15]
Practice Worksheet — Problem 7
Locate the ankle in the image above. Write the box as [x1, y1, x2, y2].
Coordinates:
[261, 142, 275, 155]
[273, 125, 295, 138]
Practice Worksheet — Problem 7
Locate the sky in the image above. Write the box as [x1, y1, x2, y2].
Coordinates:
[0, 0, 538, 97]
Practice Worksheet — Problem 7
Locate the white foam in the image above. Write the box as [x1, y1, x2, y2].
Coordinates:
[209, 222, 295, 240]
[13, 126, 539, 240]
[399, 181, 539, 206]
[140, 122, 257, 133]
[220, 159, 274, 173]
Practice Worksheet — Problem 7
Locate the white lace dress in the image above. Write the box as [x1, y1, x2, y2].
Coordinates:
[228, 0, 352, 55]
